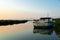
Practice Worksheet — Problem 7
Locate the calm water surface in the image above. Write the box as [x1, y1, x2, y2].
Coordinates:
[0, 21, 60, 40]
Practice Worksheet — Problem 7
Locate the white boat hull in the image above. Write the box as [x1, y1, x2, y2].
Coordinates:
[33, 21, 54, 28]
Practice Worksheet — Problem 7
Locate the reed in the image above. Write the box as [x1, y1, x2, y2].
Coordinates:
[0, 20, 28, 26]
[54, 18, 60, 34]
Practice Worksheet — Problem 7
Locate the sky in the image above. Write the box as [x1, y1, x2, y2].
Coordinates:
[0, 0, 60, 19]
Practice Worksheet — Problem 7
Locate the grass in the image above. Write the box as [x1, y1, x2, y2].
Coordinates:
[55, 18, 60, 26]
[0, 20, 28, 26]
[54, 18, 60, 35]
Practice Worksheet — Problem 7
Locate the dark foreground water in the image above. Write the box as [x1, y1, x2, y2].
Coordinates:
[0, 21, 60, 40]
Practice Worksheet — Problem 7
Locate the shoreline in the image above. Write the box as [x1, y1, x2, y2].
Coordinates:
[0, 20, 28, 26]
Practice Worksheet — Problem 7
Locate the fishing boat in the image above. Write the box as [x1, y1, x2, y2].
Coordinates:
[33, 17, 55, 28]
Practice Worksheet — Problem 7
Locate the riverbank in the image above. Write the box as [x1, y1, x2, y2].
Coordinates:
[54, 18, 60, 35]
[55, 18, 60, 26]
[0, 20, 28, 26]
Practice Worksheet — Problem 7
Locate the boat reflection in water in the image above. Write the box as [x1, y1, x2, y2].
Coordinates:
[33, 27, 53, 35]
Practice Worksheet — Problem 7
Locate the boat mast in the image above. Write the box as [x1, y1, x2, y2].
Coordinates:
[47, 13, 49, 17]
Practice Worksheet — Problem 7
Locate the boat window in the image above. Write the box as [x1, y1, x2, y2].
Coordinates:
[45, 19, 49, 21]
[40, 19, 45, 21]
[40, 19, 48, 21]
[48, 19, 52, 21]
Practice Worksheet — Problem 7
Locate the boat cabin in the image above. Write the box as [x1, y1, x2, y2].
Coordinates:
[40, 17, 53, 21]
